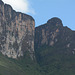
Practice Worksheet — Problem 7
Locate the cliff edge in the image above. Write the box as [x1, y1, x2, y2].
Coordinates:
[0, 0, 35, 59]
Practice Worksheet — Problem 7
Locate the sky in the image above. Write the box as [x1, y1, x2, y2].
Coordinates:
[2, 0, 75, 30]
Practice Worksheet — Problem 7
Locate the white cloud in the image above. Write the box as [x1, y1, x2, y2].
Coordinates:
[2, 0, 35, 14]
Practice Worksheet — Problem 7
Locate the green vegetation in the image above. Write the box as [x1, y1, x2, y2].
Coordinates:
[0, 52, 43, 75]
[35, 46, 75, 75]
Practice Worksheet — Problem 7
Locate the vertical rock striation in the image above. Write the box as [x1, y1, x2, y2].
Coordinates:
[35, 17, 75, 55]
[35, 17, 63, 48]
[0, 0, 35, 59]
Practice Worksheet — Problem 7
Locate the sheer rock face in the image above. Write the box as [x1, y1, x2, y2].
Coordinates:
[0, 0, 35, 59]
[35, 17, 75, 54]
[35, 17, 63, 48]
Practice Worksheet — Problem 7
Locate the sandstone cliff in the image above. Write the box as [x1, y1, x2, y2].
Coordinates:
[35, 18, 75, 75]
[35, 17, 75, 55]
[0, 0, 35, 59]
[35, 17, 63, 48]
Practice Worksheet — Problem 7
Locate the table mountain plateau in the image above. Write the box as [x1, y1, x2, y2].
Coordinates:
[0, 0, 75, 75]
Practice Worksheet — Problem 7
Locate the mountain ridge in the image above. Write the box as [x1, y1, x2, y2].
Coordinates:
[0, 0, 75, 75]
[35, 17, 75, 75]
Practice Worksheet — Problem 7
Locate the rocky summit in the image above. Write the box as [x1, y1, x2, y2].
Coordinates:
[0, 0, 35, 59]
[35, 17, 63, 48]
[35, 17, 75, 55]
[35, 17, 75, 75]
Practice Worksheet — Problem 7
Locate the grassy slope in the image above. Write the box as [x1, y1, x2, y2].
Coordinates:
[0, 53, 43, 75]
[0, 46, 75, 75]
[35, 46, 75, 75]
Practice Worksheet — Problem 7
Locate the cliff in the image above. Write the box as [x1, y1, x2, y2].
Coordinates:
[35, 17, 63, 48]
[0, 0, 35, 59]
[35, 17, 75, 75]
[35, 17, 75, 55]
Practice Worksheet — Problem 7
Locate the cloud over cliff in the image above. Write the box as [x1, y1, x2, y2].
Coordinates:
[2, 0, 35, 14]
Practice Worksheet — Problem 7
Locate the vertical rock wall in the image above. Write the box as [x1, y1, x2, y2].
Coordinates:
[35, 17, 63, 48]
[0, 0, 35, 59]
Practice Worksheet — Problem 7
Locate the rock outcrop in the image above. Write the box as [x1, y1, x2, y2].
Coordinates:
[35, 17, 63, 48]
[35, 17, 75, 55]
[35, 18, 75, 75]
[0, 0, 35, 59]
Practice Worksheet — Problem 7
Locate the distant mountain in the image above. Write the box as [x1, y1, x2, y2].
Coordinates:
[35, 17, 75, 75]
